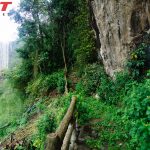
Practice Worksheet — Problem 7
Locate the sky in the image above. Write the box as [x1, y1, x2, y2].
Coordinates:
[0, 0, 20, 42]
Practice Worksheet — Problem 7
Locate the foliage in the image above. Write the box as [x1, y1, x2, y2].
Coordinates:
[75, 64, 106, 95]
[7, 60, 33, 91]
[30, 112, 56, 150]
[38, 113, 56, 141]
[68, 0, 96, 69]
[4, 0, 150, 149]
[26, 70, 65, 97]
[48, 94, 72, 126]
[127, 43, 147, 79]
[76, 95, 129, 149]
[97, 71, 135, 104]
[76, 64, 134, 104]
[123, 78, 150, 149]
[76, 96, 105, 125]
[31, 94, 72, 149]
[76, 68, 150, 149]
[0, 80, 25, 139]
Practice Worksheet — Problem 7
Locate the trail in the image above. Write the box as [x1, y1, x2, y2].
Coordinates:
[0, 114, 39, 149]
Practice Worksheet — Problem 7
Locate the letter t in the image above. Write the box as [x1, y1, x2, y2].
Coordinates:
[0, 2, 12, 11]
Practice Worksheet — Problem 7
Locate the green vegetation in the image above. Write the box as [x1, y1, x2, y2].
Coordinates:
[28, 95, 72, 150]
[26, 70, 65, 97]
[124, 78, 150, 149]
[0, 80, 25, 139]
[127, 43, 147, 79]
[77, 97, 126, 149]
[36, 112, 56, 149]
[75, 64, 150, 150]
[0, 0, 149, 149]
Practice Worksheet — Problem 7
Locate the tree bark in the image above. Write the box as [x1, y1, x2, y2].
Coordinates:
[45, 96, 77, 150]
[57, 96, 76, 141]
[61, 123, 74, 150]
[45, 133, 61, 150]
[33, 49, 38, 78]
[61, 26, 68, 95]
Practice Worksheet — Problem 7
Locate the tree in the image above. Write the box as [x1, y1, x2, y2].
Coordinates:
[9, 0, 96, 93]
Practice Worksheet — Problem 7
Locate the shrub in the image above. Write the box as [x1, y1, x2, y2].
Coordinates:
[127, 43, 147, 79]
[97, 71, 134, 104]
[7, 60, 33, 91]
[36, 112, 56, 149]
[26, 70, 65, 97]
[0, 80, 25, 139]
[38, 113, 56, 139]
[124, 78, 150, 149]
[75, 64, 134, 105]
[76, 95, 128, 149]
[49, 94, 72, 126]
[75, 64, 106, 96]
[76, 95, 109, 125]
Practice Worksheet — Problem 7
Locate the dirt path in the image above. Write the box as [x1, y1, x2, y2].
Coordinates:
[0, 115, 39, 149]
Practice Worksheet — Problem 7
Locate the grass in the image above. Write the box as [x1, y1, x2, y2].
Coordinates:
[76, 95, 129, 149]
[0, 80, 25, 140]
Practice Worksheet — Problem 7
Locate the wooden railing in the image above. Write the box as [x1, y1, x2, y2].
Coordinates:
[45, 96, 77, 150]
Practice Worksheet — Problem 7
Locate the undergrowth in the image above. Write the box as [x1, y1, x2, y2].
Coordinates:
[75, 63, 150, 150]
[1, 62, 150, 150]
[0, 80, 25, 140]
[28, 94, 72, 150]
[76, 95, 129, 149]
[26, 70, 65, 98]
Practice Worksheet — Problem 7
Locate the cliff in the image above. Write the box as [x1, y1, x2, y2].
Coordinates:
[91, 0, 150, 76]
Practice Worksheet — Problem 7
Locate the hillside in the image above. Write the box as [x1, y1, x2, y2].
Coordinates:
[0, 0, 150, 150]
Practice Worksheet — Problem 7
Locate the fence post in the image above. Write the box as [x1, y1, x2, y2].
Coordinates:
[61, 123, 74, 150]
[45, 96, 77, 150]
[45, 133, 61, 150]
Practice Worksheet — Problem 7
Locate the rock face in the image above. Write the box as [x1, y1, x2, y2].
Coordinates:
[91, 0, 150, 76]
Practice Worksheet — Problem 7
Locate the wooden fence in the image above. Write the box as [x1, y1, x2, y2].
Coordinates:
[45, 96, 77, 150]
